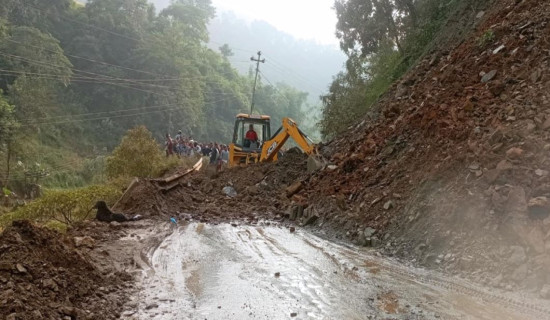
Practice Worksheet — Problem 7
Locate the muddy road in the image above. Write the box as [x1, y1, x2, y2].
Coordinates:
[119, 223, 550, 320]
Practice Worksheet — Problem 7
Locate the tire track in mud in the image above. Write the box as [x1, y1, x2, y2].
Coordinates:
[301, 233, 550, 320]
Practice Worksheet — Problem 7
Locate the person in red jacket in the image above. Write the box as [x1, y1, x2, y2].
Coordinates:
[245, 124, 258, 147]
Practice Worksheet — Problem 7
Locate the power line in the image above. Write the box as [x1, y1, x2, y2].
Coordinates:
[258, 70, 291, 106]
[19, 97, 229, 127]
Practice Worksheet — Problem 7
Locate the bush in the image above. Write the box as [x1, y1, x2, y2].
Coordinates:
[106, 126, 164, 179]
[0, 184, 122, 228]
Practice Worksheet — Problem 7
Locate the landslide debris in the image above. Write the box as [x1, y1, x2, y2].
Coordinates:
[0, 220, 131, 320]
[297, 0, 550, 296]
[114, 148, 309, 224]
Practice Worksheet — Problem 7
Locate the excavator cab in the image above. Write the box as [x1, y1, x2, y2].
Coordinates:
[229, 114, 272, 166]
[228, 113, 316, 168]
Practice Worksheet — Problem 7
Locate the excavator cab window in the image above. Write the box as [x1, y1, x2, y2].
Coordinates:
[232, 117, 270, 151]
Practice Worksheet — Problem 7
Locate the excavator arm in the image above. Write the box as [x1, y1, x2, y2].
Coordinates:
[260, 117, 315, 162]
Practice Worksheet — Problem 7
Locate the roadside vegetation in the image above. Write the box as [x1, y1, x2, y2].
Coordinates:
[0, 125, 190, 232]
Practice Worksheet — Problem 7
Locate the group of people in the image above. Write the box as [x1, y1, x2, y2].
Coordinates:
[164, 131, 230, 171]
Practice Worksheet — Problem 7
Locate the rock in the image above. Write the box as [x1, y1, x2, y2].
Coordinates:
[109, 221, 121, 229]
[531, 69, 543, 83]
[528, 197, 550, 217]
[290, 312, 298, 317]
[285, 181, 303, 197]
[222, 186, 237, 198]
[383, 200, 395, 210]
[507, 246, 526, 266]
[74, 236, 95, 248]
[289, 206, 298, 221]
[481, 70, 497, 83]
[59, 306, 78, 317]
[307, 156, 324, 173]
[493, 44, 505, 54]
[246, 185, 259, 196]
[496, 160, 513, 171]
[371, 237, 380, 247]
[356, 233, 368, 246]
[15, 264, 27, 273]
[511, 264, 528, 282]
[535, 169, 549, 177]
[395, 83, 408, 98]
[289, 227, 295, 233]
[506, 147, 523, 159]
[302, 215, 318, 226]
[485, 169, 501, 184]
[541, 285, 550, 299]
[145, 303, 159, 310]
[476, 11, 485, 19]
[274, 272, 280, 277]
[364, 227, 376, 238]
[42, 278, 58, 292]
[415, 243, 428, 253]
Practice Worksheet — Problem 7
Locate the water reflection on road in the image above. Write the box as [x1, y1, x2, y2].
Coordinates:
[123, 223, 549, 320]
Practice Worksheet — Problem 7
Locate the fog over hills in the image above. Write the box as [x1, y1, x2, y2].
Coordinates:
[80, 0, 346, 108]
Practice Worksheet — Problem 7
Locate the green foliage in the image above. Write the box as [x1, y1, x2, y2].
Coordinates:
[321, 0, 489, 137]
[477, 29, 495, 48]
[106, 126, 164, 179]
[0, 90, 17, 145]
[0, 184, 122, 227]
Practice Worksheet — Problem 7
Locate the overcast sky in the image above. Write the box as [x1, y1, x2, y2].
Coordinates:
[210, 0, 339, 45]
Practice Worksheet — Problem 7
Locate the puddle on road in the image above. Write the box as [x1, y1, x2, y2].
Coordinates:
[121, 223, 549, 320]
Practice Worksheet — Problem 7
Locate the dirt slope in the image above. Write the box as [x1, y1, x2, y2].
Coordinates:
[298, 0, 550, 297]
[0, 220, 131, 320]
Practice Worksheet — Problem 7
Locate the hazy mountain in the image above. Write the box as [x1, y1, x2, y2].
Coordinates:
[208, 11, 346, 105]
[77, 1, 346, 107]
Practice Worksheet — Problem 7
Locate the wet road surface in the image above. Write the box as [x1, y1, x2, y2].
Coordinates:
[122, 223, 550, 319]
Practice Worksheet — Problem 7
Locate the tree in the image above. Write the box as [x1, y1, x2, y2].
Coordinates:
[219, 43, 233, 58]
[106, 126, 163, 179]
[334, 0, 417, 57]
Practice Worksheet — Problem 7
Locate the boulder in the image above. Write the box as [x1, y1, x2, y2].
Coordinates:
[74, 236, 96, 248]
[307, 156, 324, 173]
[222, 186, 237, 198]
[383, 200, 395, 210]
[505, 147, 524, 159]
[364, 227, 376, 238]
[285, 181, 303, 198]
[481, 70, 497, 83]
[302, 215, 318, 226]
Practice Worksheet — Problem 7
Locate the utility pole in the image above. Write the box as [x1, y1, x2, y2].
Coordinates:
[250, 51, 265, 114]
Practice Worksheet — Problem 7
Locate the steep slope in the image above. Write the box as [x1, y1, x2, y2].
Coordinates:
[299, 0, 550, 297]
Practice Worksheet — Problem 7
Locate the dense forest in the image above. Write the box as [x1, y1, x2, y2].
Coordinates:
[0, 0, 310, 189]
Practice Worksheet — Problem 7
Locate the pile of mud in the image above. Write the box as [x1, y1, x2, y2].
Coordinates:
[114, 149, 309, 224]
[0, 220, 130, 320]
[298, 0, 550, 296]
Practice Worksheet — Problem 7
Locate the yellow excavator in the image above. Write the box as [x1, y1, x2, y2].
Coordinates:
[228, 113, 315, 167]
